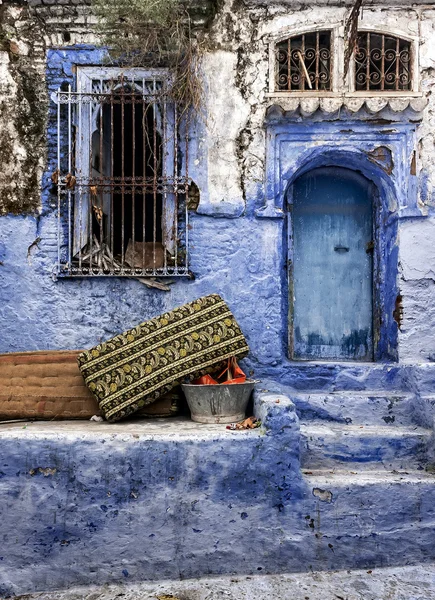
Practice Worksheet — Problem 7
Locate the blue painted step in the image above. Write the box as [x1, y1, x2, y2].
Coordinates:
[290, 392, 415, 426]
[301, 469, 435, 570]
[300, 422, 431, 471]
[275, 363, 408, 392]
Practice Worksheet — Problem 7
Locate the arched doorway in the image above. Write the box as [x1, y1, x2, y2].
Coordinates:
[290, 167, 375, 361]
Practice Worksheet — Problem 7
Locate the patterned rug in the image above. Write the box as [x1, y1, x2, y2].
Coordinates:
[77, 294, 249, 421]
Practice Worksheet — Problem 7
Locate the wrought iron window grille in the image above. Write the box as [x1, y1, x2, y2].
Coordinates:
[275, 31, 333, 92]
[354, 32, 412, 92]
[52, 69, 191, 278]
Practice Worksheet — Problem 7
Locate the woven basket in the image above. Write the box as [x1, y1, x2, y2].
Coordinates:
[0, 350, 179, 420]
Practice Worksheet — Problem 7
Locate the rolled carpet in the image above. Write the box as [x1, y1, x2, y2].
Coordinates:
[77, 294, 249, 422]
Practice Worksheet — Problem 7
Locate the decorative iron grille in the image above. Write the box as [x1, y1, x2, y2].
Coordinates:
[52, 70, 190, 278]
[355, 32, 411, 91]
[275, 31, 332, 92]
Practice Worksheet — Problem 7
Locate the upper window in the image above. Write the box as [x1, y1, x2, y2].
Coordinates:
[275, 31, 332, 92]
[269, 26, 418, 97]
[53, 68, 190, 278]
[355, 32, 412, 92]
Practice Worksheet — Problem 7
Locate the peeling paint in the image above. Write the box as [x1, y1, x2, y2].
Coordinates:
[367, 146, 394, 175]
[312, 487, 333, 503]
[29, 467, 57, 477]
[0, 4, 47, 215]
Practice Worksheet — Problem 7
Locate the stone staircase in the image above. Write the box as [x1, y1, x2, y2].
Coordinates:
[256, 364, 435, 570]
[265, 362, 435, 474]
[277, 367, 435, 570]
[297, 391, 431, 471]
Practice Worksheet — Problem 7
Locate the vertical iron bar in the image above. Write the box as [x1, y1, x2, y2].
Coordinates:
[142, 78, 146, 272]
[99, 78, 104, 269]
[67, 85, 72, 273]
[174, 101, 178, 272]
[121, 76, 125, 270]
[301, 34, 305, 91]
[78, 87, 83, 273]
[395, 37, 400, 91]
[110, 85, 114, 271]
[315, 31, 320, 90]
[287, 38, 291, 91]
[89, 91, 93, 272]
[184, 104, 189, 274]
[153, 78, 157, 273]
[381, 34, 385, 91]
[163, 94, 167, 273]
[109, 82, 115, 273]
[57, 88, 61, 275]
[330, 32, 333, 91]
[366, 32, 370, 91]
[132, 78, 136, 272]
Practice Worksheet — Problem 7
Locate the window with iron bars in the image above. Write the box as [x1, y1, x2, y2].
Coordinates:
[275, 31, 333, 92]
[354, 32, 412, 92]
[53, 67, 190, 278]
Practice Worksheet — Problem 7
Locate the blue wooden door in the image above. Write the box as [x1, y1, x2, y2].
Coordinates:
[292, 167, 374, 361]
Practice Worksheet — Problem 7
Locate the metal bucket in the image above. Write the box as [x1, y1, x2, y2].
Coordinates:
[181, 381, 255, 424]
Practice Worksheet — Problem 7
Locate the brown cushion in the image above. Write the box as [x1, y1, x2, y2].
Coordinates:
[0, 350, 180, 420]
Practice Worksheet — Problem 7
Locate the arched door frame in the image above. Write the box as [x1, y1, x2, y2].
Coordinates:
[284, 148, 399, 362]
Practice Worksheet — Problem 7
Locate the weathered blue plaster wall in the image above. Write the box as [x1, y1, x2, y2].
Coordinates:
[1, 45, 435, 384]
[0, 212, 285, 367]
[0, 46, 287, 383]
[0, 395, 300, 595]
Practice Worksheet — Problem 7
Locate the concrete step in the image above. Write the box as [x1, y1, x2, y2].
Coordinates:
[261, 363, 435, 395]
[291, 392, 415, 426]
[11, 564, 435, 600]
[300, 422, 432, 471]
[274, 363, 408, 393]
[300, 469, 435, 569]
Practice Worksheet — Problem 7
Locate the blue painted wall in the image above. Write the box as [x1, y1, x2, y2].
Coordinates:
[0, 46, 426, 375]
[0, 46, 286, 381]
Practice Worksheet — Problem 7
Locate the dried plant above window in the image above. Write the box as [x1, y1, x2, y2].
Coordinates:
[355, 32, 412, 92]
[275, 31, 332, 92]
[92, 0, 218, 118]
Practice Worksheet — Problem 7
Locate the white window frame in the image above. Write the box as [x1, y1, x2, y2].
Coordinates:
[345, 26, 420, 98]
[74, 66, 178, 259]
[267, 23, 342, 97]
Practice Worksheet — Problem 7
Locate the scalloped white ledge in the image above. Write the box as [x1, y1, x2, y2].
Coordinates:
[265, 95, 428, 115]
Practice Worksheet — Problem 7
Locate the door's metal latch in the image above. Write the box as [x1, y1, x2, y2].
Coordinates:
[366, 240, 375, 254]
[334, 245, 350, 253]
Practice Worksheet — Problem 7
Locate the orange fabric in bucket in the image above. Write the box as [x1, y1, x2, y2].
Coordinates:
[193, 374, 219, 385]
[193, 357, 246, 385]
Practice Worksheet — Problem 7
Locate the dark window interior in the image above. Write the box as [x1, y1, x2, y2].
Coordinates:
[91, 88, 163, 258]
[107, 97, 162, 255]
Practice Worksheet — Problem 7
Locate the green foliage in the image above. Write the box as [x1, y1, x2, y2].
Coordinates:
[93, 0, 204, 115]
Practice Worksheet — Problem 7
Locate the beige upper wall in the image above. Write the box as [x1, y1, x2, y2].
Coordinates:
[246, 0, 435, 5]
